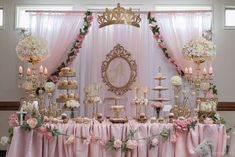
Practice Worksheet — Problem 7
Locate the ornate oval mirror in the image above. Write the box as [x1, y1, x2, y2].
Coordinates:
[101, 44, 137, 95]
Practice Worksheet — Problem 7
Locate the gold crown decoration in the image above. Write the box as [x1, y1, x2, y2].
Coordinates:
[98, 3, 141, 28]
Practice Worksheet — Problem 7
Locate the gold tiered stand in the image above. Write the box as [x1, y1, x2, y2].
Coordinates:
[150, 67, 169, 118]
[104, 96, 128, 123]
[56, 69, 79, 118]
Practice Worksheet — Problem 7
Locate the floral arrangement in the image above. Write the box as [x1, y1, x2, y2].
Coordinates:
[44, 82, 56, 93]
[2, 111, 226, 153]
[182, 37, 216, 61]
[151, 101, 164, 118]
[173, 117, 198, 133]
[170, 75, 182, 86]
[16, 36, 49, 64]
[147, 12, 184, 77]
[200, 101, 217, 112]
[49, 11, 93, 82]
[151, 101, 164, 109]
[65, 99, 80, 109]
[197, 112, 225, 124]
[3, 113, 172, 153]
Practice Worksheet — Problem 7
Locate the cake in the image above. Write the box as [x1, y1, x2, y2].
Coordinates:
[59, 67, 76, 76]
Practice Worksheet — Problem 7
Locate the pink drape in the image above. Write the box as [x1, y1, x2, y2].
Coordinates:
[153, 12, 212, 69]
[7, 122, 226, 157]
[29, 13, 84, 75]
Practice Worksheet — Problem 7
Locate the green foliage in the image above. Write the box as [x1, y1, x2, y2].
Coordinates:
[8, 127, 13, 137]
[209, 83, 218, 95]
[160, 128, 170, 141]
[188, 120, 198, 131]
[47, 127, 60, 137]
[21, 121, 31, 131]
[105, 137, 118, 151]
[127, 130, 136, 138]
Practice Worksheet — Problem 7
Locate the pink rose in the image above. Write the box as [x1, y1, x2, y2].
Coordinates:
[45, 132, 53, 140]
[158, 43, 166, 49]
[9, 114, 19, 127]
[126, 139, 138, 150]
[50, 75, 58, 83]
[173, 118, 188, 133]
[26, 118, 38, 129]
[154, 32, 160, 39]
[151, 101, 164, 109]
[203, 117, 214, 125]
[169, 58, 176, 64]
[67, 61, 73, 66]
[86, 15, 93, 22]
[24, 114, 32, 121]
[151, 138, 159, 146]
[187, 116, 198, 123]
[38, 127, 47, 135]
[113, 139, 122, 149]
[74, 49, 80, 55]
[76, 35, 84, 42]
[170, 134, 177, 143]
[69, 55, 76, 61]
[65, 135, 75, 145]
[99, 138, 108, 146]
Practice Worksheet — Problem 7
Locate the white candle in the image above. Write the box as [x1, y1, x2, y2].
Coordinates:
[26, 68, 31, 76]
[39, 65, 43, 74]
[189, 67, 193, 74]
[184, 67, 188, 74]
[44, 68, 48, 75]
[209, 66, 213, 74]
[203, 67, 207, 75]
[18, 66, 23, 74]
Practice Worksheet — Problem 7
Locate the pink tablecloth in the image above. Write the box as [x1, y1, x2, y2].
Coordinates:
[6, 122, 227, 157]
[229, 131, 235, 157]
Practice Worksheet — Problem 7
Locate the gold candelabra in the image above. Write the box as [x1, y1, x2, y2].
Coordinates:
[18, 64, 48, 111]
[184, 58, 214, 108]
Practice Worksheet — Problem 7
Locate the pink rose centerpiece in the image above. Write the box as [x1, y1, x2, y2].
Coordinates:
[151, 101, 164, 119]
[173, 117, 188, 133]
[182, 37, 216, 63]
[126, 139, 138, 150]
[113, 139, 122, 149]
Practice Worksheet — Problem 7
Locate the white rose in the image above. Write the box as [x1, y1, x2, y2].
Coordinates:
[170, 76, 182, 86]
[0, 136, 9, 146]
[44, 82, 56, 93]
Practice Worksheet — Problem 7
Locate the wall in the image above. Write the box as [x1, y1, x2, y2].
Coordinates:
[0, 0, 235, 149]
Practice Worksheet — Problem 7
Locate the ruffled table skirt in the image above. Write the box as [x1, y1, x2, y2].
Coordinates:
[6, 121, 227, 157]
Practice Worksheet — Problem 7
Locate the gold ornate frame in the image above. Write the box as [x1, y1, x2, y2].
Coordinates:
[101, 44, 137, 95]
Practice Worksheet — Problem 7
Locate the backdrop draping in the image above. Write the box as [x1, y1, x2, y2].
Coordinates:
[29, 12, 84, 75]
[153, 12, 212, 69]
[73, 14, 176, 117]
[28, 12, 212, 118]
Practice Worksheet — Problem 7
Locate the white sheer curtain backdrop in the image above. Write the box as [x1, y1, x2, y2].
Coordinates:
[29, 13, 84, 75]
[74, 14, 176, 117]
[154, 12, 212, 69]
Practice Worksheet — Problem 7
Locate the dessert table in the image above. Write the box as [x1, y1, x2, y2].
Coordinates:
[6, 121, 227, 157]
